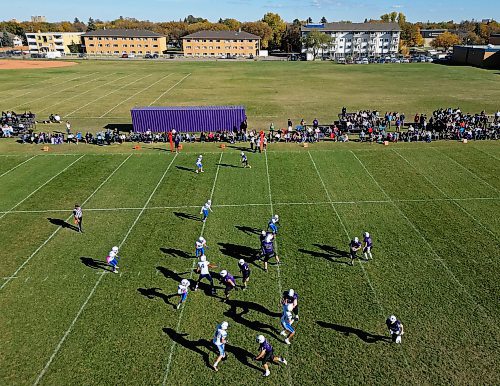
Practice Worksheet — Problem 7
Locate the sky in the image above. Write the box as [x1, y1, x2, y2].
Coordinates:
[5, 0, 500, 23]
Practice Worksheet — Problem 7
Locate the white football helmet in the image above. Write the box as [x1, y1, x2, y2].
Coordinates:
[112, 246, 119, 253]
[274, 214, 279, 220]
[354, 237, 359, 243]
[256, 335, 265, 343]
[181, 279, 190, 287]
[207, 199, 211, 204]
[109, 251, 116, 258]
[261, 230, 267, 236]
[238, 259, 245, 265]
[198, 155, 203, 159]
[198, 236, 204, 242]
[288, 289, 295, 297]
[220, 270, 227, 277]
[364, 232, 370, 238]
[200, 255, 207, 262]
[389, 315, 397, 323]
[241, 151, 245, 156]
[221, 321, 229, 330]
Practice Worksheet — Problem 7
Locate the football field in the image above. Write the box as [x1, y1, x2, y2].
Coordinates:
[0, 142, 499, 385]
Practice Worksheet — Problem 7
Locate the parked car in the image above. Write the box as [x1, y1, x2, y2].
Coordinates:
[144, 53, 153, 59]
[425, 57, 434, 62]
[121, 53, 129, 58]
[402, 58, 410, 63]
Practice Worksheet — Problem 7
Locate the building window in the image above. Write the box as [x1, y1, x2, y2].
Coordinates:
[89, 43, 95, 47]
[130, 44, 135, 47]
[113, 44, 118, 47]
[88, 37, 94, 41]
[153, 44, 158, 47]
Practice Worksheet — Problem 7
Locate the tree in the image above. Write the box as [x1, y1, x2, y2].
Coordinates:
[430, 31, 461, 50]
[186, 22, 228, 34]
[390, 12, 397, 22]
[397, 12, 406, 26]
[401, 23, 424, 47]
[1, 30, 13, 47]
[262, 12, 287, 50]
[183, 15, 207, 24]
[68, 39, 82, 53]
[241, 21, 273, 49]
[221, 18, 241, 31]
[87, 17, 96, 31]
[380, 14, 390, 23]
[301, 30, 333, 60]
[306, 17, 313, 24]
[320, 16, 327, 24]
[281, 20, 302, 52]
[463, 31, 482, 45]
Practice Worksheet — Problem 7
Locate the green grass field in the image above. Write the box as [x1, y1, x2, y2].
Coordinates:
[0, 141, 499, 385]
[0, 60, 499, 385]
[0, 60, 499, 133]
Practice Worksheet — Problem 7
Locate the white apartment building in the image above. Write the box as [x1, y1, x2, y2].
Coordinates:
[25, 31, 83, 54]
[301, 22, 401, 60]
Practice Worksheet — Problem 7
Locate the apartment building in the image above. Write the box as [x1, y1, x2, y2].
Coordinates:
[182, 30, 260, 58]
[26, 31, 83, 54]
[82, 29, 167, 56]
[301, 22, 401, 60]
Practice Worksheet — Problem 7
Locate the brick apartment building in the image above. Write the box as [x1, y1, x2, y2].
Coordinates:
[82, 29, 167, 56]
[182, 30, 261, 58]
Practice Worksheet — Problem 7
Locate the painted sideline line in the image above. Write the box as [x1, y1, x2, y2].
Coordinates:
[393, 149, 499, 241]
[100, 73, 173, 117]
[0, 155, 84, 222]
[10, 72, 99, 110]
[148, 73, 191, 106]
[33, 153, 178, 385]
[65, 73, 152, 117]
[350, 150, 495, 319]
[470, 146, 500, 161]
[264, 149, 292, 386]
[37, 72, 127, 114]
[308, 150, 413, 375]
[162, 152, 223, 385]
[0, 154, 132, 292]
[0, 155, 38, 178]
[0, 196, 499, 215]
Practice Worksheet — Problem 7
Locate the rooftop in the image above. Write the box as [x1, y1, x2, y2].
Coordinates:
[301, 22, 400, 32]
[182, 30, 261, 40]
[82, 29, 164, 38]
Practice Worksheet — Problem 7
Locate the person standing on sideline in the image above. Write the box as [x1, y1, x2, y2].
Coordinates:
[65, 120, 71, 135]
[254, 335, 287, 377]
[73, 204, 83, 233]
[212, 321, 229, 371]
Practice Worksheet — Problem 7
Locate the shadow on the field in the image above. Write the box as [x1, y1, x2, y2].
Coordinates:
[48, 217, 79, 231]
[160, 247, 192, 259]
[228, 145, 251, 152]
[227, 299, 281, 318]
[223, 300, 280, 339]
[298, 244, 350, 265]
[80, 257, 112, 272]
[316, 321, 390, 343]
[156, 266, 191, 284]
[217, 163, 240, 168]
[162, 328, 213, 369]
[235, 225, 262, 236]
[137, 287, 177, 309]
[218, 243, 261, 267]
[175, 165, 195, 173]
[174, 212, 201, 222]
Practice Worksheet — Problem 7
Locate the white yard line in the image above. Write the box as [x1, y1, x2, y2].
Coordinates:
[37, 72, 129, 114]
[0, 155, 84, 222]
[162, 152, 222, 386]
[392, 149, 499, 240]
[148, 73, 191, 106]
[0, 155, 37, 178]
[432, 147, 499, 194]
[470, 146, 500, 162]
[100, 73, 173, 118]
[308, 150, 413, 374]
[0, 154, 132, 291]
[264, 150, 292, 386]
[65, 73, 152, 117]
[10, 72, 99, 110]
[350, 150, 493, 318]
[33, 153, 178, 385]
[1, 196, 499, 215]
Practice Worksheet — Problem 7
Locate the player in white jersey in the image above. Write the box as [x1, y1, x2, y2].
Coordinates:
[106, 247, 120, 274]
[200, 199, 212, 222]
[195, 236, 207, 257]
[212, 321, 228, 371]
[176, 279, 190, 309]
[280, 303, 296, 344]
[195, 155, 204, 173]
[195, 255, 217, 294]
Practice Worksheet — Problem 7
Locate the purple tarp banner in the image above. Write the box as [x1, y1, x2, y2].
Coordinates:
[130, 106, 246, 133]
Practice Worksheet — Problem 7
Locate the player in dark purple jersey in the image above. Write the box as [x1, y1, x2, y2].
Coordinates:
[261, 233, 280, 272]
[349, 237, 362, 266]
[363, 232, 373, 260]
[255, 335, 287, 377]
[281, 289, 299, 320]
[219, 269, 236, 301]
[238, 259, 251, 289]
[386, 315, 404, 343]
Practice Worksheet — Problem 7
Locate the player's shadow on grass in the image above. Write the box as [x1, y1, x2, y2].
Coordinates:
[228, 145, 251, 152]
[156, 266, 190, 283]
[137, 287, 177, 309]
[47, 217, 79, 232]
[299, 244, 350, 265]
[316, 321, 390, 343]
[217, 163, 240, 168]
[235, 225, 262, 236]
[218, 243, 262, 269]
[80, 257, 113, 272]
[223, 301, 280, 339]
[226, 299, 281, 318]
[175, 165, 195, 173]
[174, 212, 201, 222]
[160, 247, 192, 259]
